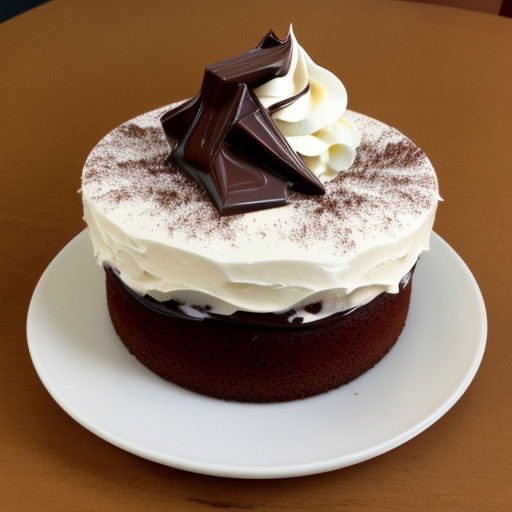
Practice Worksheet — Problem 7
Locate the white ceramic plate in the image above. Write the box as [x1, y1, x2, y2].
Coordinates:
[27, 231, 486, 479]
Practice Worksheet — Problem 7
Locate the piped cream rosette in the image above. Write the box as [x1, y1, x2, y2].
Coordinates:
[254, 28, 361, 183]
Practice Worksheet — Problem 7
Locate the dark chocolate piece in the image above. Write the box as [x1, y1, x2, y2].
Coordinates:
[161, 30, 324, 215]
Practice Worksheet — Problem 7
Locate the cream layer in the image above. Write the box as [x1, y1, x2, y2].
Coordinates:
[81, 107, 439, 323]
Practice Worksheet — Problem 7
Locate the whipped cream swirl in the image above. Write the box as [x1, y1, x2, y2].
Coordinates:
[254, 28, 361, 182]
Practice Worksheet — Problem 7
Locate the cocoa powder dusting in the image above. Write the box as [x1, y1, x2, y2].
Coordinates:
[81, 107, 438, 258]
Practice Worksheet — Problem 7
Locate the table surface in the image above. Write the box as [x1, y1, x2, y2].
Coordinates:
[2, 0, 511, 510]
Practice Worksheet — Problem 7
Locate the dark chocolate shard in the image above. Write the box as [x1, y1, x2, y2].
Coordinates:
[161, 30, 325, 215]
[212, 146, 291, 215]
[170, 85, 294, 215]
[227, 85, 323, 195]
[160, 96, 200, 146]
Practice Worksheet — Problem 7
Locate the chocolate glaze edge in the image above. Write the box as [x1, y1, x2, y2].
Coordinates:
[106, 264, 416, 330]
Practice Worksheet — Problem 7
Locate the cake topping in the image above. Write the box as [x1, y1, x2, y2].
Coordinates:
[161, 30, 324, 215]
[253, 29, 361, 183]
[161, 28, 360, 215]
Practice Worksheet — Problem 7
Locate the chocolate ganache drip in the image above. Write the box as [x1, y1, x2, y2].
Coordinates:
[160, 30, 325, 215]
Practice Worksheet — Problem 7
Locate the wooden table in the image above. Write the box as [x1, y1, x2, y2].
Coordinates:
[2, 1, 511, 510]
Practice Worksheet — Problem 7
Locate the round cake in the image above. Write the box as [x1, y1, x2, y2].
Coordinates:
[104, 264, 414, 402]
[81, 30, 439, 402]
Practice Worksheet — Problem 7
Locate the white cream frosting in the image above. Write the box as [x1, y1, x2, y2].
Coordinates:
[81, 107, 439, 323]
[254, 28, 361, 183]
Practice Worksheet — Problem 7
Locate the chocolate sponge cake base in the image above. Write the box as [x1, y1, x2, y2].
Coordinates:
[105, 267, 414, 403]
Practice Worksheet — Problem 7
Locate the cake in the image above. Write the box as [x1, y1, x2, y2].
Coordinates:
[81, 29, 439, 402]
